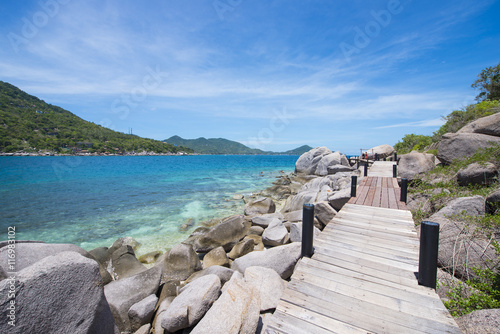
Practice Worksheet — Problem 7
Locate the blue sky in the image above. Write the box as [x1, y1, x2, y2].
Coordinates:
[1, 0, 499, 154]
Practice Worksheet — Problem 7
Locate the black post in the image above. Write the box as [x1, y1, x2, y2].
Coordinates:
[301, 204, 315, 258]
[394, 152, 398, 163]
[351, 175, 357, 197]
[400, 178, 408, 203]
[393, 164, 397, 178]
[375, 153, 379, 161]
[364, 161, 368, 177]
[418, 221, 440, 289]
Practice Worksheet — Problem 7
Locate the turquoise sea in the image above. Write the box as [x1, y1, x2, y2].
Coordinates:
[0, 155, 297, 255]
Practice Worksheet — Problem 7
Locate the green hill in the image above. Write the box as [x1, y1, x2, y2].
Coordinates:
[0, 81, 192, 154]
[165, 135, 313, 155]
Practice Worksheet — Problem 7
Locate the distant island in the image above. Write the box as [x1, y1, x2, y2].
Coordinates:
[165, 135, 313, 155]
[0, 81, 311, 156]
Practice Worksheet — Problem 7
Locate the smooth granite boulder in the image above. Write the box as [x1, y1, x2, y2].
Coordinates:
[194, 215, 251, 252]
[365, 144, 395, 159]
[251, 212, 284, 228]
[203, 246, 230, 268]
[289, 222, 321, 243]
[190, 273, 260, 334]
[156, 243, 202, 282]
[437, 132, 500, 164]
[244, 197, 276, 216]
[262, 218, 289, 247]
[128, 294, 158, 332]
[314, 201, 337, 227]
[228, 238, 255, 259]
[231, 242, 302, 279]
[244, 235, 265, 251]
[160, 274, 221, 332]
[328, 187, 352, 211]
[457, 162, 498, 186]
[248, 225, 264, 235]
[89, 246, 112, 268]
[457, 112, 500, 137]
[315, 152, 346, 176]
[295, 146, 332, 175]
[0, 242, 113, 285]
[109, 237, 141, 254]
[137, 251, 162, 264]
[111, 245, 147, 280]
[398, 152, 436, 180]
[244, 266, 285, 311]
[185, 265, 235, 285]
[0, 251, 118, 334]
[104, 266, 162, 333]
[456, 308, 500, 334]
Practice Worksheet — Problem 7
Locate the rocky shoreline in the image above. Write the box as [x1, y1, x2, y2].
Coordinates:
[1, 142, 498, 333]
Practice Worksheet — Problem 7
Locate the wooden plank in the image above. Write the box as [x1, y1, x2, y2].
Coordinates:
[267, 310, 337, 334]
[322, 223, 420, 246]
[388, 187, 399, 210]
[355, 184, 369, 205]
[284, 279, 462, 334]
[331, 216, 417, 236]
[291, 265, 458, 326]
[364, 185, 377, 206]
[342, 203, 412, 217]
[332, 213, 416, 231]
[381, 187, 389, 208]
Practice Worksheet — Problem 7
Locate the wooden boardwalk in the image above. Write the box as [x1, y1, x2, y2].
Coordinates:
[265, 162, 461, 333]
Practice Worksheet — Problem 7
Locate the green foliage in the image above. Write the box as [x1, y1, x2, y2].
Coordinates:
[472, 62, 500, 102]
[0, 81, 193, 154]
[394, 134, 433, 154]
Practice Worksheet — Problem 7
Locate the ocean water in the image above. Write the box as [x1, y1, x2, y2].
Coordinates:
[0, 155, 297, 255]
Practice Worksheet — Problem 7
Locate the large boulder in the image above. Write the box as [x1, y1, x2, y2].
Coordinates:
[185, 265, 235, 285]
[289, 222, 321, 243]
[244, 197, 276, 216]
[156, 243, 202, 282]
[314, 201, 337, 227]
[104, 266, 162, 332]
[398, 152, 436, 180]
[262, 218, 289, 247]
[365, 144, 395, 159]
[190, 273, 260, 334]
[456, 308, 500, 334]
[457, 162, 498, 186]
[437, 132, 500, 164]
[0, 242, 112, 285]
[328, 187, 352, 211]
[0, 251, 117, 334]
[111, 245, 147, 280]
[244, 266, 286, 312]
[251, 212, 284, 228]
[202, 246, 230, 268]
[109, 237, 141, 254]
[457, 112, 500, 137]
[314, 152, 348, 176]
[194, 215, 251, 252]
[128, 294, 158, 332]
[295, 146, 332, 175]
[228, 238, 255, 259]
[160, 274, 221, 333]
[231, 242, 301, 279]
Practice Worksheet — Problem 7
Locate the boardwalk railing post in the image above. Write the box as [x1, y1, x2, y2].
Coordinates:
[301, 204, 315, 258]
[394, 152, 398, 163]
[351, 175, 357, 197]
[418, 221, 440, 289]
[364, 161, 368, 177]
[393, 164, 397, 178]
[375, 153, 379, 161]
[400, 178, 408, 203]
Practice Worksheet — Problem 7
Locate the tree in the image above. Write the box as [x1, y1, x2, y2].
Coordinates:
[472, 62, 500, 101]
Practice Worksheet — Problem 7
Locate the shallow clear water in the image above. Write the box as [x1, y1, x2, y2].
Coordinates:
[0, 155, 296, 255]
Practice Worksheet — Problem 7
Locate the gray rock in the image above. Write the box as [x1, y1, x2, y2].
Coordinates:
[314, 201, 337, 227]
[295, 146, 332, 175]
[244, 266, 285, 311]
[134, 324, 151, 334]
[228, 238, 255, 259]
[152, 296, 174, 334]
[231, 242, 302, 279]
[128, 294, 158, 332]
[457, 112, 500, 137]
[282, 190, 320, 213]
[0, 242, 113, 285]
[457, 162, 498, 186]
[437, 132, 500, 164]
[262, 218, 289, 247]
[398, 152, 436, 180]
[244, 197, 276, 216]
[156, 243, 202, 282]
[244, 235, 265, 251]
[109, 237, 141, 254]
[0, 251, 117, 334]
[289, 222, 321, 243]
[327, 164, 354, 174]
[186, 265, 234, 285]
[283, 210, 303, 222]
[432, 195, 485, 219]
[194, 215, 251, 252]
[89, 246, 111, 267]
[486, 190, 500, 215]
[190, 272, 260, 334]
[160, 274, 221, 332]
[328, 187, 352, 211]
[138, 251, 162, 264]
[248, 225, 264, 235]
[111, 245, 147, 280]
[365, 144, 395, 159]
[456, 308, 500, 334]
[315, 152, 344, 176]
[251, 212, 284, 228]
[203, 246, 229, 268]
[104, 266, 162, 332]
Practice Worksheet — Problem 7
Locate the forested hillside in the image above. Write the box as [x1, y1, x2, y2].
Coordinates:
[0, 81, 192, 154]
